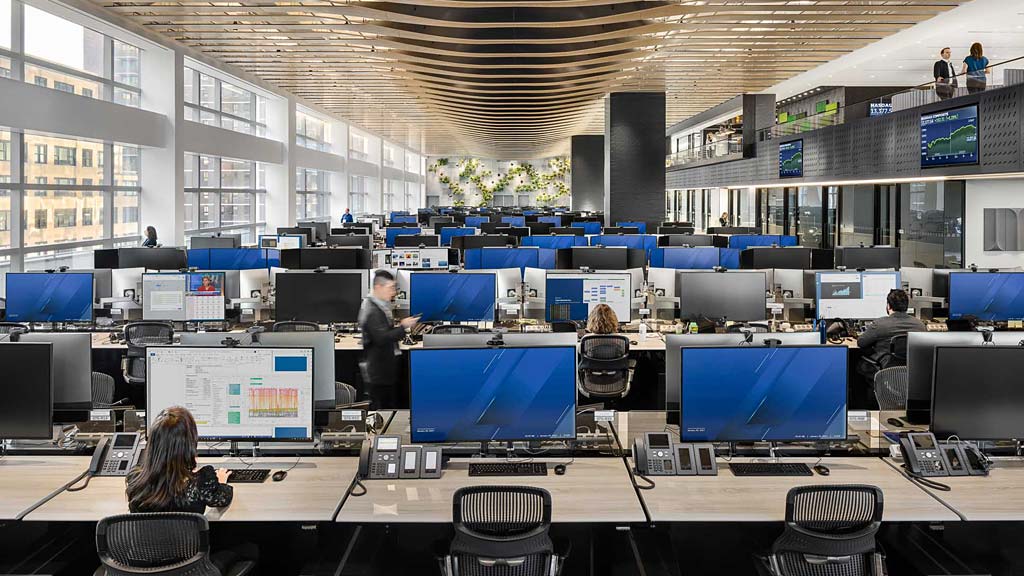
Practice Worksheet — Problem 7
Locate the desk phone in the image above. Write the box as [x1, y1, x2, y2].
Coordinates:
[634, 432, 716, 476]
[898, 432, 989, 477]
[360, 436, 443, 480]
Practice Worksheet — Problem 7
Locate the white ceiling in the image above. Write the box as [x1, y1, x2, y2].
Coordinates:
[767, 0, 1024, 98]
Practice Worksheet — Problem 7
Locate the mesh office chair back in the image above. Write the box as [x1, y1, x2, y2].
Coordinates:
[578, 334, 633, 399]
[873, 367, 909, 412]
[95, 513, 220, 576]
[446, 486, 559, 576]
[273, 321, 320, 332]
[431, 324, 479, 335]
[770, 485, 885, 576]
[123, 322, 174, 385]
[335, 381, 358, 406]
[92, 372, 116, 407]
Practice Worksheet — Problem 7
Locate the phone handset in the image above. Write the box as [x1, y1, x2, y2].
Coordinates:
[69, 433, 143, 492]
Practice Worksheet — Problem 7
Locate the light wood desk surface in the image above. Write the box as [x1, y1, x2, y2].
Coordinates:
[635, 457, 958, 523]
[25, 457, 358, 523]
[0, 456, 91, 520]
[910, 458, 1024, 521]
[336, 457, 645, 524]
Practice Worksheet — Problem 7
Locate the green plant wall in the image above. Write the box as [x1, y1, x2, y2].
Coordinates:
[427, 157, 571, 207]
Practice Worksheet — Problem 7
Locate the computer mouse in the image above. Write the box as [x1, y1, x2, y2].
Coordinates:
[886, 418, 905, 428]
[630, 340, 639, 345]
[813, 465, 830, 476]
[272, 470, 288, 482]
[553, 464, 566, 476]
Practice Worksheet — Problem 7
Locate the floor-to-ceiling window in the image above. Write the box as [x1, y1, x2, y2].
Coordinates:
[900, 181, 963, 268]
[296, 168, 329, 220]
[184, 63, 267, 137]
[184, 153, 265, 243]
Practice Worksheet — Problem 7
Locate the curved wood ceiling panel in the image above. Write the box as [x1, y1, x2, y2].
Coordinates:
[94, 0, 966, 157]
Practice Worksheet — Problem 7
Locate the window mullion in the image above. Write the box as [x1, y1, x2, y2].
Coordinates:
[103, 37, 114, 101]
[10, 0, 23, 82]
[11, 132, 24, 269]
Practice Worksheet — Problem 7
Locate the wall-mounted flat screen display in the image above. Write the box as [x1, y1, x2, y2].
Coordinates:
[779, 140, 803, 178]
[921, 104, 979, 168]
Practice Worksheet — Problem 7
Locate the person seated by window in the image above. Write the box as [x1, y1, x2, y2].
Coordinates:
[856, 289, 925, 376]
[141, 226, 158, 247]
[126, 406, 257, 571]
[585, 303, 620, 335]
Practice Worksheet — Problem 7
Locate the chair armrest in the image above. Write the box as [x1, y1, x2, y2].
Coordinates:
[627, 359, 637, 369]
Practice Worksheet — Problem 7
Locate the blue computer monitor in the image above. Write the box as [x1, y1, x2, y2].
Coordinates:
[409, 346, 577, 442]
[661, 247, 720, 269]
[440, 227, 475, 246]
[410, 272, 496, 322]
[465, 216, 490, 228]
[572, 221, 602, 235]
[616, 221, 647, 234]
[386, 227, 422, 247]
[949, 272, 1024, 321]
[187, 249, 211, 269]
[815, 271, 900, 320]
[538, 216, 562, 227]
[520, 235, 586, 249]
[208, 248, 268, 270]
[680, 346, 848, 442]
[718, 248, 741, 269]
[501, 216, 526, 227]
[479, 247, 540, 272]
[392, 215, 417, 224]
[5, 272, 94, 322]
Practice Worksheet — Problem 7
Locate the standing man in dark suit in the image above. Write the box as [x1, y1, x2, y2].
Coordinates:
[934, 47, 958, 100]
[856, 289, 925, 380]
[359, 270, 418, 409]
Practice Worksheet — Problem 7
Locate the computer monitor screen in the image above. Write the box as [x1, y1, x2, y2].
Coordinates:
[410, 272, 496, 322]
[147, 346, 314, 441]
[299, 248, 358, 270]
[440, 227, 475, 246]
[297, 220, 330, 243]
[190, 235, 241, 249]
[921, 104, 979, 168]
[930, 346, 1024, 440]
[390, 248, 452, 269]
[834, 246, 900, 269]
[5, 272, 94, 322]
[501, 216, 526, 227]
[465, 216, 490, 228]
[571, 221, 602, 235]
[385, 227, 422, 247]
[278, 227, 315, 246]
[275, 272, 365, 323]
[680, 346, 847, 442]
[779, 139, 803, 178]
[616, 221, 648, 234]
[208, 248, 269, 270]
[19, 333, 92, 408]
[905, 332, 982, 423]
[815, 271, 901, 320]
[538, 216, 562, 227]
[409, 346, 576, 443]
[661, 247, 720, 269]
[391, 215, 418, 224]
[948, 272, 1024, 321]
[326, 235, 373, 249]
[0, 343, 52, 439]
[118, 248, 187, 270]
[545, 272, 630, 322]
[259, 235, 303, 250]
[394, 234, 440, 248]
[479, 247, 540, 272]
[571, 247, 627, 270]
[142, 272, 226, 322]
[677, 271, 766, 322]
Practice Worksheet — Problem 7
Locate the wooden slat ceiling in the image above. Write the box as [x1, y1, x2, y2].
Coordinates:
[94, 0, 967, 158]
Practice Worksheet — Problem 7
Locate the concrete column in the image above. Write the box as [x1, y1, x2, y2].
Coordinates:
[604, 92, 666, 229]
[570, 134, 604, 212]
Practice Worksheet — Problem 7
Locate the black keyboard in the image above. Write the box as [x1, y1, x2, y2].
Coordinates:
[728, 462, 813, 477]
[227, 468, 271, 483]
[469, 462, 548, 477]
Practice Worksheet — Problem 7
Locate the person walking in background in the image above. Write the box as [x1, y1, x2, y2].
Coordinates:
[141, 226, 158, 247]
[933, 47, 958, 100]
[341, 208, 354, 224]
[962, 43, 990, 94]
[359, 270, 419, 409]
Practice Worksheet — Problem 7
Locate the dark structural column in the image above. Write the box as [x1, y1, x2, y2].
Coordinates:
[604, 92, 666, 228]
[570, 135, 604, 212]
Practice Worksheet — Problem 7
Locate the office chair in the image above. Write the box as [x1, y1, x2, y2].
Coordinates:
[758, 485, 886, 576]
[439, 486, 566, 576]
[335, 381, 358, 407]
[95, 513, 255, 576]
[577, 334, 635, 400]
[272, 320, 320, 332]
[550, 321, 579, 334]
[92, 372, 116, 408]
[0, 321, 29, 336]
[861, 333, 909, 372]
[873, 366, 909, 413]
[431, 324, 478, 335]
[122, 322, 174, 386]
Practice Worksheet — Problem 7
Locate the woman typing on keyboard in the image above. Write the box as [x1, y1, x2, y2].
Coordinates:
[125, 406, 258, 570]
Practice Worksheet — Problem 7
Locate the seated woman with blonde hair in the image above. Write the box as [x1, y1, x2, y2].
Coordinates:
[585, 303, 620, 335]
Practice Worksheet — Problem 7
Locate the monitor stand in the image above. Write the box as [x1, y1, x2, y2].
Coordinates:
[229, 440, 260, 459]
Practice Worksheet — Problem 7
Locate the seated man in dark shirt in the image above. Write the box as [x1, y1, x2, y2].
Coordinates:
[856, 289, 925, 378]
